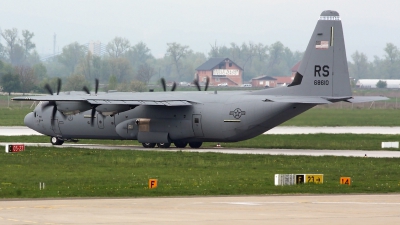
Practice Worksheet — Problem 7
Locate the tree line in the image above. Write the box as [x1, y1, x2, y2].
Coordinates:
[0, 27, 399, 94]
[348, 43, 400, 80]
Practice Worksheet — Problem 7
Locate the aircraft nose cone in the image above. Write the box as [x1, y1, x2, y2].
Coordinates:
[24, 112, 35, 129]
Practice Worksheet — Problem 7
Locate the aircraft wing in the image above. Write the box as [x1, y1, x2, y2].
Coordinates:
[12, 93, 198, 106]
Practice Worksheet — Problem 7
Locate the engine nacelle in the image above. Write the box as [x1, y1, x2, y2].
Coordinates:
[115, 119, 139, 139]
[56, 101, 92, 115]
[96, 105, 133, 116]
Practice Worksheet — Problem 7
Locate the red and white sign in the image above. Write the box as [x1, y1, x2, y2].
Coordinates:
[5, 144, 25, 153]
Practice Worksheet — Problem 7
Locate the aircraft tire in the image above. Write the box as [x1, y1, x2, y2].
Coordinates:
[50, 136, 64, 145]
[174, 141, 188, 148]
[157, 143, 171, 148]
[189, 142, 202, 148]
[142, 143, 156, 148]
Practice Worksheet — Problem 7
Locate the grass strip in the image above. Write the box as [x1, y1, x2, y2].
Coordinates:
[281, 108, 400, 126]
[1, 147, 400, 198]
[1, 133, 400, 150]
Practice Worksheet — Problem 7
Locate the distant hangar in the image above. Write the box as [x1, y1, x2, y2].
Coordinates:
[356, 79, 400, 88]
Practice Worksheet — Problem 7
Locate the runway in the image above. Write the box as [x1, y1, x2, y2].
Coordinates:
[1, 126, 400, 136]
[1, 142, 400, 158]
[1, 195, 400, 225]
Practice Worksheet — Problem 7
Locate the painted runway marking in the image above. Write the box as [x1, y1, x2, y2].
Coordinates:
[214, 202, 295, 206]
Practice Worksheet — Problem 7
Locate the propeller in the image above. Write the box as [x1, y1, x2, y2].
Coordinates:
[160, 78, 177, 92]
[82, 79, 100, 126]
[42, 78, 63, 126]
[82, 78, 99, 95]
[193, 76, 210, 91]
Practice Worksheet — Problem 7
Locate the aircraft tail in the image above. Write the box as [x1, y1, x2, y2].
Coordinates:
[265, 10, 352, 98]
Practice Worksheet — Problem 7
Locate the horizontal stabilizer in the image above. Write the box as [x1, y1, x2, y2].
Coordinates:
[264, 96, 331, 104]
[346, 96, 389, 103]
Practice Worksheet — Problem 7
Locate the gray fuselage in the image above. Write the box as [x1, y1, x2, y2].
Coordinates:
[24, 90, 314, 143]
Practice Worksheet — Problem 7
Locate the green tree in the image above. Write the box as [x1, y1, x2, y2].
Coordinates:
[383, 43, 399, 79]
[44, 60, 70, 78]
[1, 72, 20, 95]
[1, 28, 19, 64]
[33, 63, 48, 81]
[166, 42, 192, 80]
[266, 42, 285, 76]
[376, 80, 387, 88]
[135, 63, 155, 84]
[64, 74, 90, 91]
[107, 57, 133, 82]
[20, 30, 36, 59]
[58, 42, 86, 74]
[15, 65, 37, 95]
[0, 43, 6, 61]
[130, 80, 147, 92]
[106, 37, 130, 58]
[126, 42, 153, 67]
[349, 51, 370, 79]
[108, 75, 117, 90]
[36, 77, 60, 94]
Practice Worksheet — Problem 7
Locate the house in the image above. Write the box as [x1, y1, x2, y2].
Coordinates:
[250, 75, 277, 88]
[195, 58, 243, 86]
[273, 76, 294, 87]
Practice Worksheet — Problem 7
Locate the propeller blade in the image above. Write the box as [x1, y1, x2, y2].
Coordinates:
[171, 82, 177, 91]
[82, 86, 90, 94]
[95, 78, 99, 94]
[56, 78, 62, 95]
[161, 78, 167, 91]
[193, 79, 201, 91]
[204, 77, 210, 91]
[44, 84, 53, 95]
[90, 107, 96, 126]
[51, 105, 57, 126]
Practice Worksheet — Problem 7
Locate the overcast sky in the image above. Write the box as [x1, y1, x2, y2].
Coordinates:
[0, 0, 399, 60]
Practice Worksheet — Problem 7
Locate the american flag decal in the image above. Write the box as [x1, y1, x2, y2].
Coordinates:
[316, 41, 329, 49]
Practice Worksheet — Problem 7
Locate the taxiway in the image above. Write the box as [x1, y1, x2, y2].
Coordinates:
[1, 195, 400, 225]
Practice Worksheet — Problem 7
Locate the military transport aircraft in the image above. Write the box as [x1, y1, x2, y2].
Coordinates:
[13, 10, 387, 149]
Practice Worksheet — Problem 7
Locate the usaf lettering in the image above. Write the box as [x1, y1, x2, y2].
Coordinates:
[314, 65, 329, 77]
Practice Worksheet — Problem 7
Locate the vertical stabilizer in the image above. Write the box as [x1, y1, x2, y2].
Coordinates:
[269, 10, 352, 97]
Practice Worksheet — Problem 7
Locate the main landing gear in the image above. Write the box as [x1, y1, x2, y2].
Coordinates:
[141, 142, 202, 149]
[50, 136, 64, 145]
